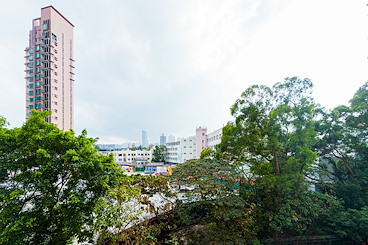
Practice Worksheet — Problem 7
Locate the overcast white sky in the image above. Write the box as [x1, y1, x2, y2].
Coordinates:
[0, 0, 367, 144]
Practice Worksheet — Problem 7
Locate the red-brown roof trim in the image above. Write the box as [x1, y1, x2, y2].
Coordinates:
[41, 5, 74, 27]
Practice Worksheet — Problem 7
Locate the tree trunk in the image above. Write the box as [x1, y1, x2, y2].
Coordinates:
[332, 150, 355, 176]
[273, 150, 280, 175]
[273, 230, 280, 245]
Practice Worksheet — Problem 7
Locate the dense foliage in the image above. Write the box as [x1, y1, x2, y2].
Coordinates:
[315, 81, 368, 241]
[0, 111, 124, 244]
[215, 78, 368, 243]
[152, 145, 166, 162]
[217, 77, 323, 239]
[168, 159, 257, 244]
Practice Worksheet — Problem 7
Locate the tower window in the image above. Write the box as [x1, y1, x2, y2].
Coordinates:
[52, 33, 57, 41]
[42, 20, 49, 31]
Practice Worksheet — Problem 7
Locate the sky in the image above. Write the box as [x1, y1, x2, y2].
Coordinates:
[0, 0, 367, 144]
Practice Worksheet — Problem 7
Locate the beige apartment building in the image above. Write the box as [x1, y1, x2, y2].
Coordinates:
[25, 6, 74, 130]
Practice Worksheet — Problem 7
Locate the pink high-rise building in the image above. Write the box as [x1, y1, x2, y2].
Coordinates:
[195, 127, 207, 159]
[25, 6, 74, 130]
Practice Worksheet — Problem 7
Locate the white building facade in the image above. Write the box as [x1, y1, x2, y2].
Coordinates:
[166, 127, 223, 164]
[99, 148, 153, 165]
[166, 136, 196, 164]
[206, 128, 222, 150]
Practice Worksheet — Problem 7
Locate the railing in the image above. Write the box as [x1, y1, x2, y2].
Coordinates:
[261, 235, 356, 245]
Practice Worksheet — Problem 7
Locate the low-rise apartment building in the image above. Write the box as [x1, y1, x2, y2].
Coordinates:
[99, 148, 153, 165]
[166, 136, 196, 164]
[166, 127, 223, 164]
[206, 127, 222, 150]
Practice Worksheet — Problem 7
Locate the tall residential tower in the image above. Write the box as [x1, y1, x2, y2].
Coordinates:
[25, 6, 74, 130]
[142, 130, 148, 148]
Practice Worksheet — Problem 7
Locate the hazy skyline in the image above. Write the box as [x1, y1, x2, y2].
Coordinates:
[0, 0, 367, 144]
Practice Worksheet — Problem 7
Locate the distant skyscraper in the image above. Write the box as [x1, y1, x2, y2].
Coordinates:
[160, 133, 166, 146]
[142, 130, 148, 148]
[25, 6, 75, 130]
[168, 135, 176, 143]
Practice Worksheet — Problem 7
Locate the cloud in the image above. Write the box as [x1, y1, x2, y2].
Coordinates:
[0, 0, 366, 144]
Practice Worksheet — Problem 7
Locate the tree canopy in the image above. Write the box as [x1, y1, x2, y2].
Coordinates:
[0, 111, 124, 244]
[152, 145, 166, 162]
[217, 77, 329, 240]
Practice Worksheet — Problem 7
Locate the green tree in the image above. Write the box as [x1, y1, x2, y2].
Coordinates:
[168, 159, 257, 244]
[339, 207, 368, 242]
[218, 77, 327, 239]
[317, 82, 368, 210]
[152, 145, 166, 162]
[199, 147, 216, 159]
[97, 175, 175, 244]
[0, 111, 123, 244]
[94, 176, 142, 244]
[315, 82, 368, 242]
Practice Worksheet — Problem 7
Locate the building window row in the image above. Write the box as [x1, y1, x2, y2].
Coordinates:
[207, 134, 222, 142]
